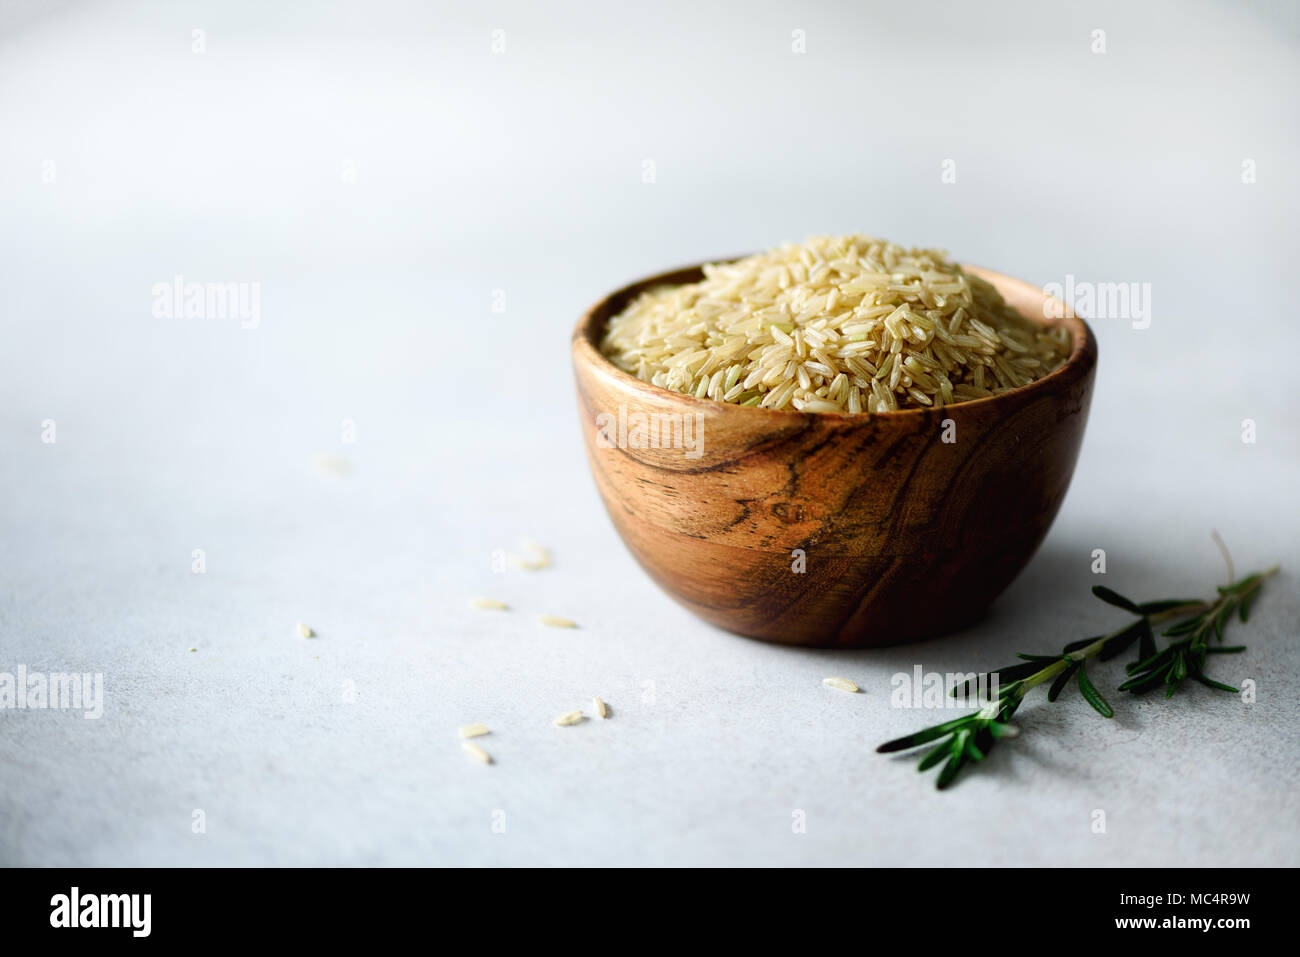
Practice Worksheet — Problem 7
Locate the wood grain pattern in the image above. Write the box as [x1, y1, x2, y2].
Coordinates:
[572, 263, 1097, 648]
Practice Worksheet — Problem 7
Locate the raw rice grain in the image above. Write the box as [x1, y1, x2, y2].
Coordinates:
[462, 741, 492, 764]
[538, 614, 577, 628]
[823, 676, 860, 693]
[602, 236, 1069, 413]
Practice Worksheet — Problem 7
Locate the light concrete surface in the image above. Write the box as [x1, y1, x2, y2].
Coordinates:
[1, 0, 1297, 865]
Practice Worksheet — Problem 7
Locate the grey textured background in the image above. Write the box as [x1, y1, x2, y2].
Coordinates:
[1, 0, 1297, 866]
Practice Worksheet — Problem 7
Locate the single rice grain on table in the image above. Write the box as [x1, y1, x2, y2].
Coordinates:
[462, 741, 492, 764]
[823, 677, 860, 693]
[514, 538, 552, 570]
[538, 614, 577, 628]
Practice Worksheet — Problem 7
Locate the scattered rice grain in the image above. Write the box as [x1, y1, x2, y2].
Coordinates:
[462, 741, 492, 764]
[823, 676, 860, 693]
[538, 614, 577, 628]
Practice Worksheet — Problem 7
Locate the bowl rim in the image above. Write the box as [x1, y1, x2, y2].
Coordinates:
[573, 258, 1097, 419]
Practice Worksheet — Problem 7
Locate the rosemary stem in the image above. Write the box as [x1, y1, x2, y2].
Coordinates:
[888, 560, 1279, 790]
[1149, 603, 1209, 623]
[1017, 632, 1111, 694]
[1003, 587, 1246, 702]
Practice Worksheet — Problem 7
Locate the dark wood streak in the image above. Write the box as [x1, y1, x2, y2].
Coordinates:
[573, 261, 1098, 647]
[830, 554, 906, 646]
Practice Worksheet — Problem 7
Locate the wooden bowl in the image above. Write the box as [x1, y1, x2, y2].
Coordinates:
[572, 262, 1097, 648]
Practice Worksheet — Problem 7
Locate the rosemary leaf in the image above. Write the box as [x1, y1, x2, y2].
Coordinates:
[1062, 635, 1098, 653]
[1127, 646, 1176, 675]
[1098, 619, 1150, 662]
[917, 740, 949, 771]
[1195, 675, 1240, 694]
[1048, 661, 1080, 702]
[1138, 622, 1157, 661]
[936, 752, 966, 790]
[1138, 598, 1200, 614]
[1213, 603, 1234, 642]
[1076, 664, 1114, 718]
[876, 714, 974, 753]
[1119, 668, 1170, 694]
[1091, 585, 1143, 613]
[949, 660, 1042, 697]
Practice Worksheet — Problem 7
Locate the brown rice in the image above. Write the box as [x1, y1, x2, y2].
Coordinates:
[600, 236, 1069, 413]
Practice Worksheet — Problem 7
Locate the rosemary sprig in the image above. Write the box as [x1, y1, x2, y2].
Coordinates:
[877, 559, 1278, 790]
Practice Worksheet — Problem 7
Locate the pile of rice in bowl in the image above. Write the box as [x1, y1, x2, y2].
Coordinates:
[600, 235, 1071, 413]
